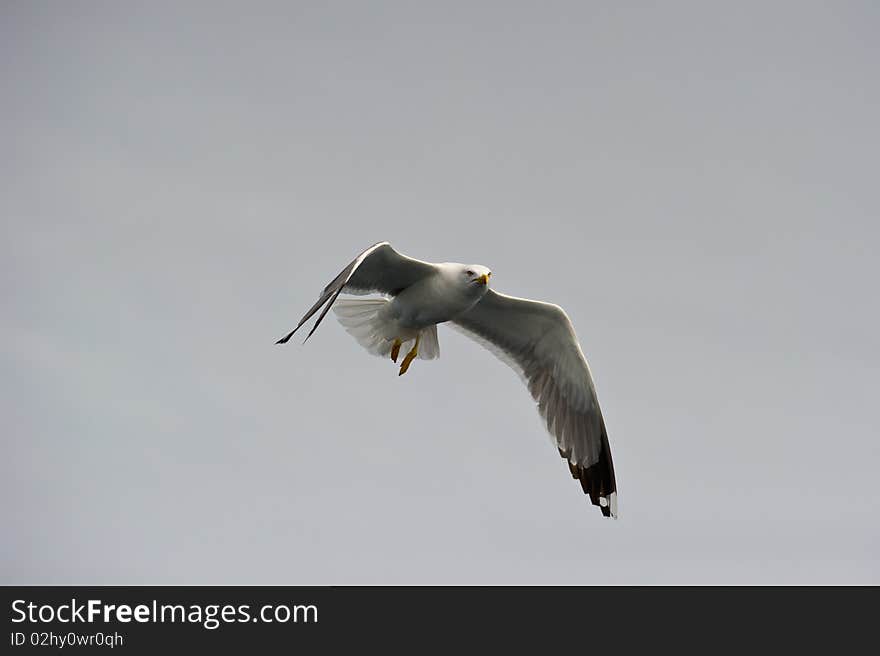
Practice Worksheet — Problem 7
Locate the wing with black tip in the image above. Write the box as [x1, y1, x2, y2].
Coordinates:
[275, 242, 436, 344]
[451, 290, 617, 518]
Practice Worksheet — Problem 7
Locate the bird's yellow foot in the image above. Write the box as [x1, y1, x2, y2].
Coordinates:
[398, 347, 418, 376]
[398, 334, 421, 376]
[390, 339, 402, 363]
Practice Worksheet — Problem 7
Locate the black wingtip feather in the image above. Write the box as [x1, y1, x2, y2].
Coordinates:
[276, 330, 297, 345]
[557, 422, 617, 519]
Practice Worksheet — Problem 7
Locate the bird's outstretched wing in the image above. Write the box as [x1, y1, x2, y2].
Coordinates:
[451, 290, 617, 517]
[276, 242, 436, 344]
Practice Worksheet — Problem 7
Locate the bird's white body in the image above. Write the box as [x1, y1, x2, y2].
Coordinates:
[391, 263, 491, 328]
[334, 263, 491, 362]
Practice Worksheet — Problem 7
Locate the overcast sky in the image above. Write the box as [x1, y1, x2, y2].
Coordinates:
[3, 2, 878, 584]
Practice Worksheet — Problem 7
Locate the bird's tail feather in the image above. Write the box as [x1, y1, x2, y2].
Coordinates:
[418, 324, 440, 360]
[333, 297, 440, 360]
[332, 297, 398, 357]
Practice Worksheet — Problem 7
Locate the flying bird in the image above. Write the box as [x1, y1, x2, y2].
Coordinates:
[276, 242, 617, 518]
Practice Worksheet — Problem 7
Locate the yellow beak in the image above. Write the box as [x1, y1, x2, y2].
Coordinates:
[477, 273, 490, 285]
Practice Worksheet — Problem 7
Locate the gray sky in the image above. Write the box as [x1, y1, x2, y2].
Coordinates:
[3, 1, 878, 584]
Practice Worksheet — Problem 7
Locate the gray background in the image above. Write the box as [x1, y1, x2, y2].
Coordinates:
[3, 2, 878, 584]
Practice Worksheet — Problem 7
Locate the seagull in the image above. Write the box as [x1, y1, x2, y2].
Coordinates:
[276, 242, 618, 518]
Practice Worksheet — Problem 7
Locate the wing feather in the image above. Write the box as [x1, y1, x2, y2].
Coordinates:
[275, 242, 436, 344]
[451, 289, 617, 518]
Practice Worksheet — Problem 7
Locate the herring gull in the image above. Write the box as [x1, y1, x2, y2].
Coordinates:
[276, 242, 618, 518]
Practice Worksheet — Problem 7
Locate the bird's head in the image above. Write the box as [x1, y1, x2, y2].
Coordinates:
[461, 264, 492, 288]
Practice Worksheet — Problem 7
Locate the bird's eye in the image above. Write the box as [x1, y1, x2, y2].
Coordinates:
[465, 270, 474, 276]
